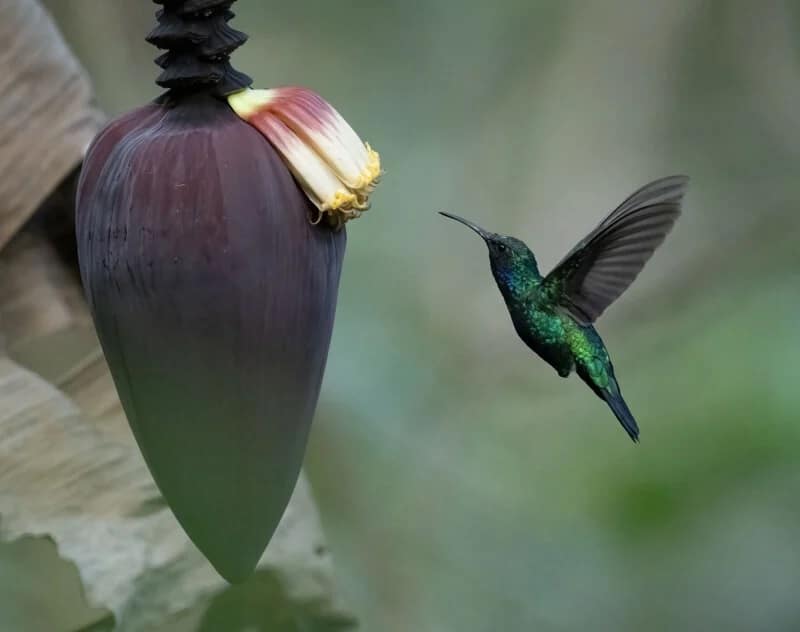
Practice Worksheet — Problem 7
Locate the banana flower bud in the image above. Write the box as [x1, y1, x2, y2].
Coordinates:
[75, 0, 381, 583]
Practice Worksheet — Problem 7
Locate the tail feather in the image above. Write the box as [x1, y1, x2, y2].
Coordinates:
[601, 387, 639, 443]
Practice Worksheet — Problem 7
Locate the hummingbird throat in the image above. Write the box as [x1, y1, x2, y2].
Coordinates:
[491, 258, 541, 303]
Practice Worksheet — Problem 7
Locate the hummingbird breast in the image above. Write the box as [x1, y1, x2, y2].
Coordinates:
[508, 301, 575, 377]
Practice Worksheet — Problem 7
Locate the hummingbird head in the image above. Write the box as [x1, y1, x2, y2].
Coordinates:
[439, 212, 540, 299]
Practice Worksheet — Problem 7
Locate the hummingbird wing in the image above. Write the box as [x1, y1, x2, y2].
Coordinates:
[543, 175, 688, 325]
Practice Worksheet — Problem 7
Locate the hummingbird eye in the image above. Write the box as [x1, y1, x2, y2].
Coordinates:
[496, 242, 507, 252]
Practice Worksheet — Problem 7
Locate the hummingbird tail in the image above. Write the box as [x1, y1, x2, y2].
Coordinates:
[601, 386, 640, 443]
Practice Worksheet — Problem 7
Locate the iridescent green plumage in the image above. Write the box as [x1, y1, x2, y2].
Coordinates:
[440, 176, 689, 442]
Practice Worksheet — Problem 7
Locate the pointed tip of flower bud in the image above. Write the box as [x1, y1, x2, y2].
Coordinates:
[228, 87, 381, 227]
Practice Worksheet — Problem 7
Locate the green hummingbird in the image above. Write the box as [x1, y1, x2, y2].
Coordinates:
[440, 176, 688, 442]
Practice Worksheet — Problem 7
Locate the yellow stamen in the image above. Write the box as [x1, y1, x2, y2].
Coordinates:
[324, 190, 358, 211]
[352, 145, 382, 191]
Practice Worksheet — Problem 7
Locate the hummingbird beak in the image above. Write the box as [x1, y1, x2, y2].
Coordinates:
[438, 211, 492, 241]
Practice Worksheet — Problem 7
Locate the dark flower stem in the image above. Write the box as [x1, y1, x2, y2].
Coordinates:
[147, 0, 252, 99]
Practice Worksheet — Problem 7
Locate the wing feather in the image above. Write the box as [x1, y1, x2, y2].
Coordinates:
[544, 176, 688, 324]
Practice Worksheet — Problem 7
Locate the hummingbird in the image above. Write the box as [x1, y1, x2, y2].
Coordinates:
[440, 176, 688, 442]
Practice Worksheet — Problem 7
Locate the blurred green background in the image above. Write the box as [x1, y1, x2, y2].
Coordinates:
[43, 1, 800, 630]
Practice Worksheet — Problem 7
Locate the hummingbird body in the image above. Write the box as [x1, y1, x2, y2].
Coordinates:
[441, 176, 689, 442]
[492, 245, 636, 438]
